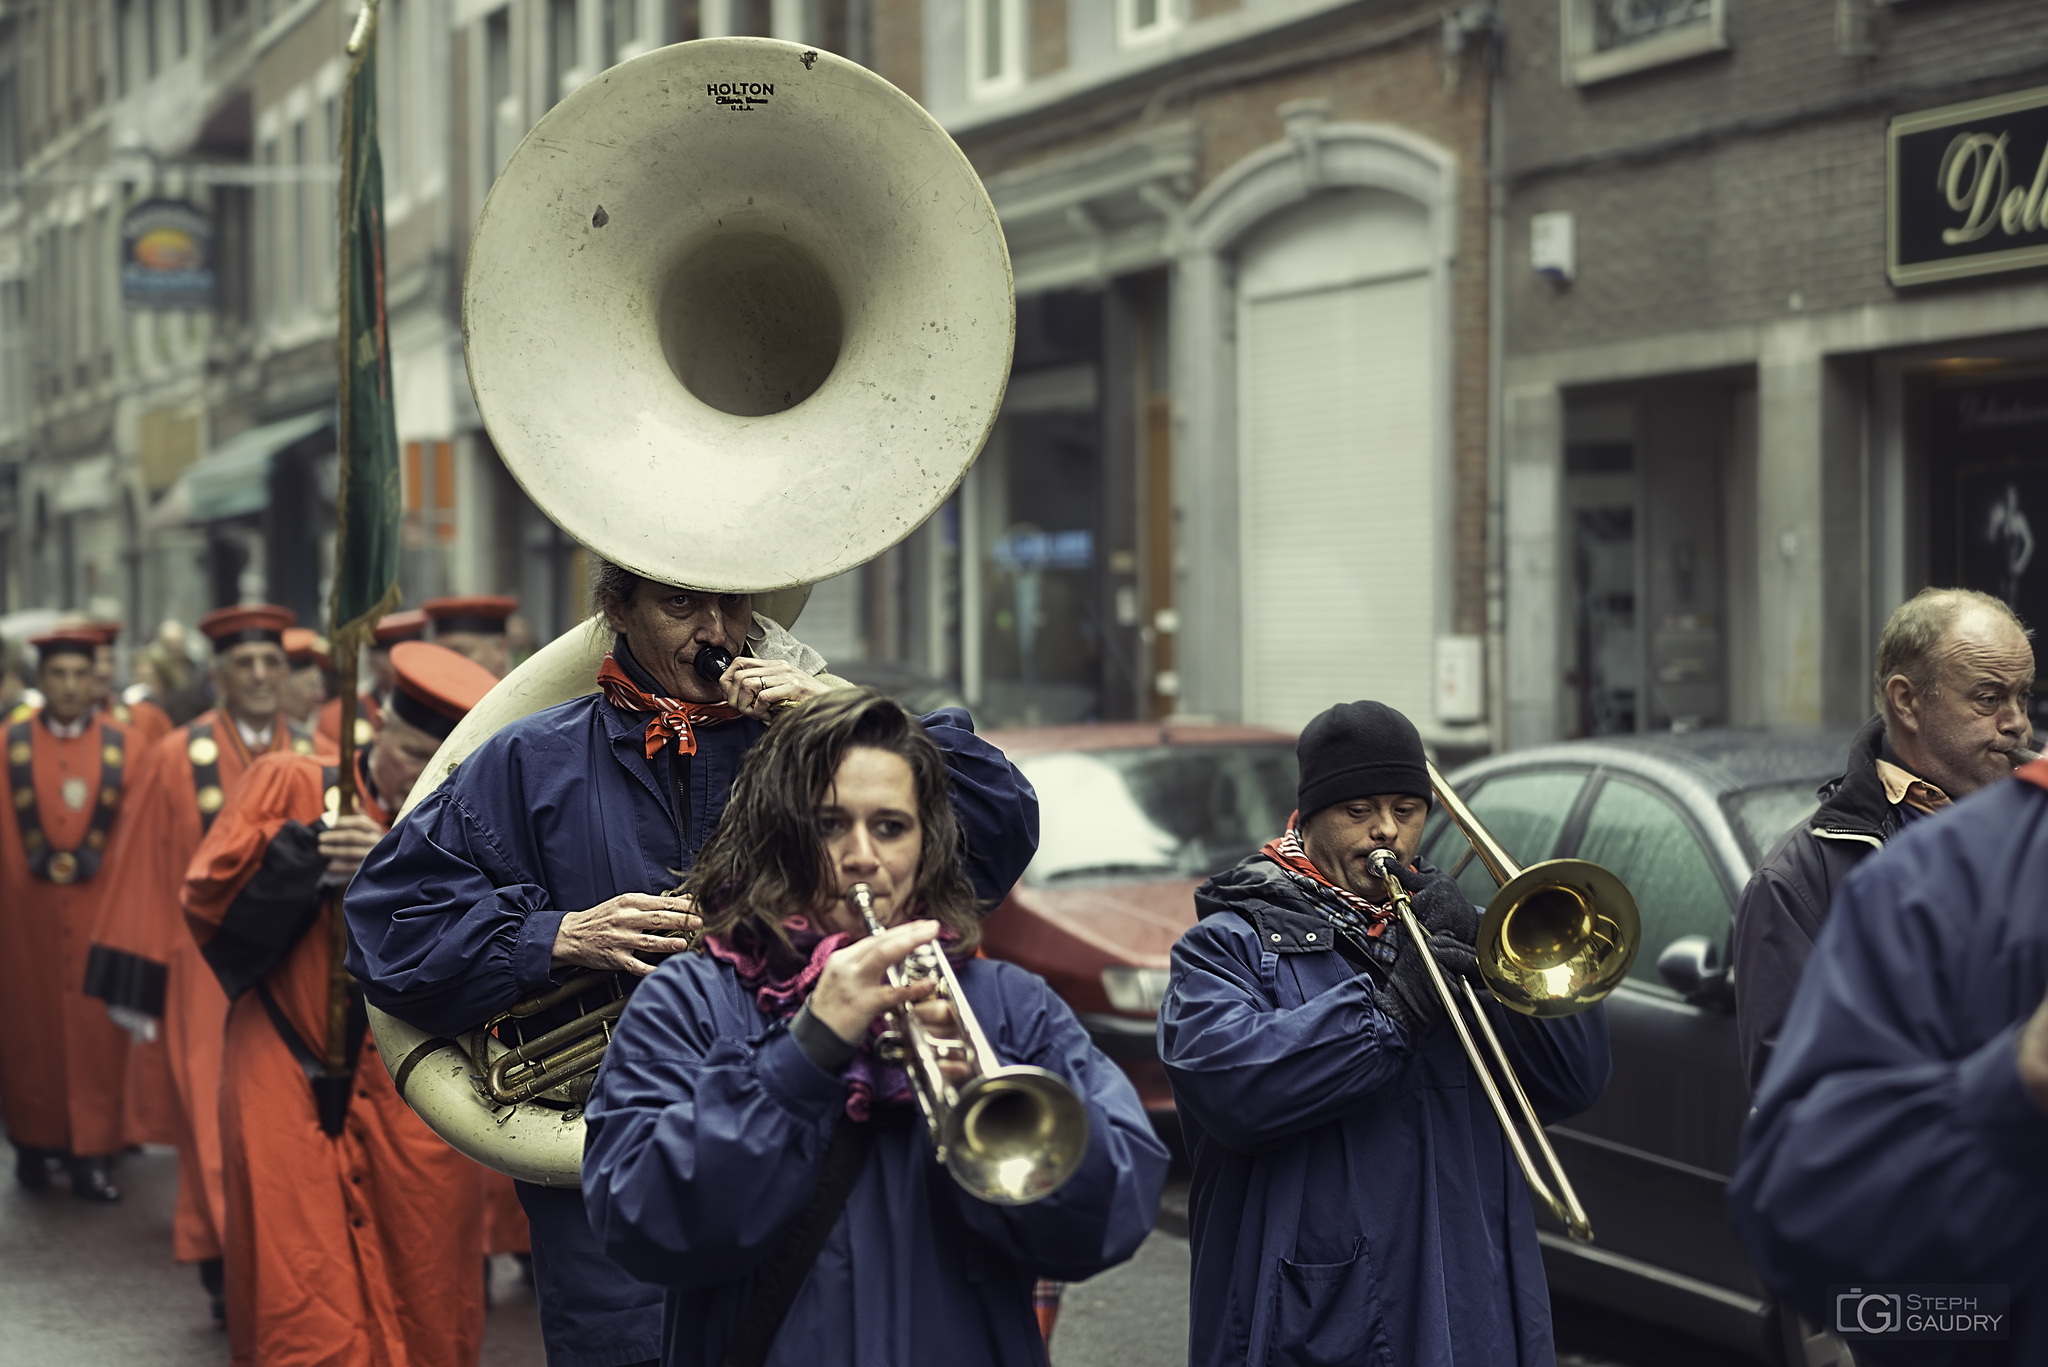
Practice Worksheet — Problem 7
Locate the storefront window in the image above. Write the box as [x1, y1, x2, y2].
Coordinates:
[1925, 369, 2048, 731]
[970, 291, 1104, 728]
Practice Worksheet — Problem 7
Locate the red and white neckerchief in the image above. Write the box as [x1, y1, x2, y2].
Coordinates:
[1260, 811, 1400, 942]
[596, 654, 741, 760]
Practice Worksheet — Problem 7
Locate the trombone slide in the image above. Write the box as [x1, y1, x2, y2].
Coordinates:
[1371, 850, 1596, 1243]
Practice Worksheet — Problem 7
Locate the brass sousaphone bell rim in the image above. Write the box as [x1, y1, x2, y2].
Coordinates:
[1477, 858, 1642, 1018]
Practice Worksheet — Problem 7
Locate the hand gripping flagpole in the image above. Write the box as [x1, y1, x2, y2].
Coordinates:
[327, 0, 402, 1077]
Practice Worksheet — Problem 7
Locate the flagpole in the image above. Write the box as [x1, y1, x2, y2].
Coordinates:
[327, 0, 384, 1077]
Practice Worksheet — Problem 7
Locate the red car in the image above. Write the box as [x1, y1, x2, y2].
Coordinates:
[976, 722, 1300, 1118]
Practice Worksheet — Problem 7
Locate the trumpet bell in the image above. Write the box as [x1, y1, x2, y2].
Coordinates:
[942, 1065, 1091, 1206]
[1477, 859, 1641, 1018]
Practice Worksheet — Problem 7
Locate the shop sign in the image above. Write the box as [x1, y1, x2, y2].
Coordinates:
[1889, 86, 2048, 286]
[120, 198, 214, 309]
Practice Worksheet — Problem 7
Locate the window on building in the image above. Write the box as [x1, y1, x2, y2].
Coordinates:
[215, 185, 254, 325]
[114, 0, 132, 97]
[1118, 0, 1179, 47]
[291, 117, 309, 316]
[1561, 0, 1725, 86]
[485, 7, 515, 177]
[89, 208, 108, 382]
[258, 135, 278, 327]
[321, 94, 339, 309]
[548, 0, 579, 107]
[174, 0, 189, 60]
[967, 0, 1023, 100]
[380, 0, 406, 193]
[604, 0, 638, 65]
[144, 0, 160, 80]
[666, 0, 701, 42]
[0, 74, 17, 178]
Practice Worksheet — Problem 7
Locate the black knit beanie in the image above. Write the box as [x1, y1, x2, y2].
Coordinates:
[1296, 701, 1432, 819]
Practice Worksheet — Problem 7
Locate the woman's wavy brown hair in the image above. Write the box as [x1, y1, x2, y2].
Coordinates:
[686, 688, 981, 956]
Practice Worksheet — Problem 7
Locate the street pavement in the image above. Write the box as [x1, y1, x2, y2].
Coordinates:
[3, 1142, 1759, 1367]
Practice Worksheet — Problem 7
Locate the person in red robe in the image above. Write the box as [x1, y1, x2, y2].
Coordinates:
[422, 595, 517, 679]
[317, 610, 419, 748]
[280, 628, 329, 728]
[0, 629, 135, 1201]
[185, 641, 495, 1367]
[86, 619, 173, 753]
[83, 604, 319, 1324]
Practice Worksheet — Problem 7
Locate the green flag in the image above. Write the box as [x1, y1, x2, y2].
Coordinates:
[331, 0, 401, 657]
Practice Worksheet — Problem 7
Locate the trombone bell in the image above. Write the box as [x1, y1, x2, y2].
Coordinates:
[1478, 860, 1640, 1018]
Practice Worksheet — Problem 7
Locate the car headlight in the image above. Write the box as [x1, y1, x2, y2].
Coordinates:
[1101, 966, 1171, 1014]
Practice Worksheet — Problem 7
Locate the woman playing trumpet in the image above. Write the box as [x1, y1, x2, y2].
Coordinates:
[582, 689, 1170, 1367]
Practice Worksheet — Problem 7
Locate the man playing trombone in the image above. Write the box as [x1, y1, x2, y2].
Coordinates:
[1158, 700, 1612, 1366]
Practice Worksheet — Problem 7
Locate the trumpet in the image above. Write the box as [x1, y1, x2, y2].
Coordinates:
[1369, 760, 1641, 1244]
[850, 883, 1090, 1205]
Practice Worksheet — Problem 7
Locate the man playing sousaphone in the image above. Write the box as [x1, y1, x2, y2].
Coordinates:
[346, 572, 1039, 1367]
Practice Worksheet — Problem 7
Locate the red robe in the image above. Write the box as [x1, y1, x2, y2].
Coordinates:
[185, 752, 484, 1367]
[483, 1170, 531, 1256]
[86, 711, 311, 1262]
[315, 692, 381, 749]
[108, 697, 173, 754]
[0, 710, 133, 1155]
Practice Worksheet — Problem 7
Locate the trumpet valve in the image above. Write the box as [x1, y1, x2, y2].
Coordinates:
[875, 1030, 911, 1067]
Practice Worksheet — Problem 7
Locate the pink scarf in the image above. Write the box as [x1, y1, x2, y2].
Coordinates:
[703, 919, 930, 1121]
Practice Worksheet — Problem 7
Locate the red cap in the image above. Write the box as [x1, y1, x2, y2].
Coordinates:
[372, 609, 429, 647]
[29, 628, 104, 660]
[86, 619, 123, 645]
[386, 642, 497, 740]
[423, 595, 518, 635]
[198, 605, 296, 649]
[283, 628, 328, 668]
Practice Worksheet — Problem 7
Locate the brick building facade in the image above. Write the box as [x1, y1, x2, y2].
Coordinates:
[1500, 0, 2048, 745]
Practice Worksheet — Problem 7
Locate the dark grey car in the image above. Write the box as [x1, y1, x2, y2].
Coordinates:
[1425, 728, 1860, 1365]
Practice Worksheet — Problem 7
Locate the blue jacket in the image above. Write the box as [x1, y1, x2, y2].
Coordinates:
[1729, 777, 2048, 1366]
[1159, 857, 1610, 1367]
[345, 698, 1038, 1039]
[344, 688, 1040, 1366]
[582, 951, 1171, 1367]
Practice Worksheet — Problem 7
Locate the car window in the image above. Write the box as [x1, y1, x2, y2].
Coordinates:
[1015, 744, 1299, 887]
[1574, 774, 1731, 987]
[1424, 769, 1588, 909]
[1725, 780, 1824, 867]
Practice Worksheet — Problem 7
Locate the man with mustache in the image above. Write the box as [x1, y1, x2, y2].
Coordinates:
[1734, 588, 2035, 1095]
[84, 604, 318, 1324]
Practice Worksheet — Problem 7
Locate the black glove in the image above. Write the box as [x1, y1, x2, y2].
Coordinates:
[1392, 861, 1480, 947]
[1373, 927, 1441, 1038]
[1425, 930, 1481, 988]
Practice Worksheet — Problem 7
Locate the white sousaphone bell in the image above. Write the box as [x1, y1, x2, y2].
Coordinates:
[367, 37, 1017, 1187]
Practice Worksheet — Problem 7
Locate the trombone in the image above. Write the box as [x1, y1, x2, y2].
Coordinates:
[1369, 761, 1641, 1244]
[851, 883, 1090, 1205]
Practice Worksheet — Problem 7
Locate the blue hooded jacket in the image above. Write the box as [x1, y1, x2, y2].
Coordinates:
[1729, 776, 2048, 1365]
[582, 951, 1170, 1367]
[345, 686, 1039, 1367]
[1159, 855, 1610, 1367]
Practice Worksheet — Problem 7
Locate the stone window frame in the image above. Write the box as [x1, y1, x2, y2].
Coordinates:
[965, 0, 1028, 102]
[1118, 0, 1182, 50]
[1168, 107, 1462, 721]
[1561, 0, 1728, 88]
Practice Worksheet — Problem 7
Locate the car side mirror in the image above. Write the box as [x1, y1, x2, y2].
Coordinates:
[1657, 934, 1733, 1010]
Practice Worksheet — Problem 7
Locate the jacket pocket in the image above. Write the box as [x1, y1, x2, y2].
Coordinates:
[1264, 1239, 1393, 1367]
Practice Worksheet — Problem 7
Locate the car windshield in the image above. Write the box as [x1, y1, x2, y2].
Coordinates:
[1015, 743, 1300, 886]
[1726, 780, 1825, 866]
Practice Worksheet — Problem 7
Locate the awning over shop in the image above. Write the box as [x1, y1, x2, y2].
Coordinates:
[161, 409, 333, 527]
